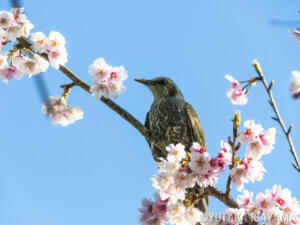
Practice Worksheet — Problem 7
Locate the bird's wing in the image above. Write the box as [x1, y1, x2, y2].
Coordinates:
[186, 103, 206, 148]
[186, 103, 209, 210]
[144, 112, 152, 148]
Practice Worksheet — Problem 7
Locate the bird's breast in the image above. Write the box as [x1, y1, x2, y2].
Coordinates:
[148, 98, 192, 147]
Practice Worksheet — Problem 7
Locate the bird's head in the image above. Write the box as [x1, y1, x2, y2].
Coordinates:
[134, 76, 184, 101]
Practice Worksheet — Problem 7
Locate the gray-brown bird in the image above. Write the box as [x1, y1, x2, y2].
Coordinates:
[135, 76, 207, 212]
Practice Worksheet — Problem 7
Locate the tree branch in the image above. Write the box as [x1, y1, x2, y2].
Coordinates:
[17, 37, 165, 153]
[253, 60, 300, 172]
[207, 186, 238, 208]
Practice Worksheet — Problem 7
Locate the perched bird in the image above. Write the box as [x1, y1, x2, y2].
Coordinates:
[135, 76, 207, 212]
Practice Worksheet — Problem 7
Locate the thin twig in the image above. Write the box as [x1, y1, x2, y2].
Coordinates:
[253, 60, 300, 172]
[17, 37, 165, 152]
[225, 112, 240, 196]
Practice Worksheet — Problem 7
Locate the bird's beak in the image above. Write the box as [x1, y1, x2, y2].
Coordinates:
[134, 78, 155, 86]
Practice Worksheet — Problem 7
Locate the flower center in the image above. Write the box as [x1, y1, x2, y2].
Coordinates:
[110, 71, 118, 79]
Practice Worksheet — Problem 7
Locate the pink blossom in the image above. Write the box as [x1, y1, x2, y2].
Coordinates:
[174, 170, 196, 189]
[0, 65, 24, 83]
[45, 31, 66, 51]
[42, 96, 83, 126]
[30, 32, 48, 53]
[0, 11, 14, 29]
[245, 157, 266, 183]
[225, 75, 248, 105]
[230, 157, 266, 191]
[89, 58, 128, 99]
[229, 163, 249, 191]
[224, 208, 245, 225]
[266, 185, 292, 209]
[240, 120, 264, 144]
[290, 71, 300, 99]
[263, 207, 283, 225]
[246, 128, 276, 159]
[189, 151, 211, 175]
[196, 170, 219, 187]
[48, 48, 68, 69]
[289, 29, 300, 42]
[166, 143, 186, 163]
[156, 159, 180, 176]
[189, 142, 206, 153]
[256, 193, 275, 212]
[210, 141, 232, 172]
[237, 190, 253, 208]
[151, 175, 185, 202]
[138, 194, 168, 225]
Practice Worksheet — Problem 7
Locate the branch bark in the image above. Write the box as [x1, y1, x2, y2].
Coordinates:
[253, 60, 300, 172]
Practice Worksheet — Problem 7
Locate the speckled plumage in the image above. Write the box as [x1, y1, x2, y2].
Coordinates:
[136, 76, 207, 212]
[146, 97, 206, 161]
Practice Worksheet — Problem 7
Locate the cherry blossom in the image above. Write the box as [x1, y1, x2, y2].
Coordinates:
[224, 208, 245, 225]
[240, 120, 264, 144]
[256, 192, 275, 212]
[0, 65, 24, 83]
[0, 11, 14, 29]
[0, 53, 8, 69]
[29, 31, 68, 68]
[45, 31, 66, 51]
[156, 159, 181, 176]
[30, 32, 48, 53]
[166, 202, 186, 225]
[189, 149, 211, 175]
[0, 8, 33, 41]
[42, 96, 83, 126]
[13, 54, 49, 77]
[290, 70, 300, 99]
[246, 128, 276, 159]
[196, 169, 219, 187]
[166, 143, 186, 163]
[151, 175, 185, 202]
[166, 202, 203, 225]
[289, 29, 300, 42]
[89, 58, 128, 99]
[189, 142, 206, 153]
[173, 170, 196, 189]
[237, 190, 253, 209]
[263, 207, 283, 225]
[48, 48, 68, 69]
[225, 75, 248, 105]
[210, 141, 232, 172]
[138, 193, 168, 225]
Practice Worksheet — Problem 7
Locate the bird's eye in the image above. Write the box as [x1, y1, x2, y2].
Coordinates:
[161, 79, 168, 85]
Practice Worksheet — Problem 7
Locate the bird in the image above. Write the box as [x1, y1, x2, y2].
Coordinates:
[135, 76, 207, 212]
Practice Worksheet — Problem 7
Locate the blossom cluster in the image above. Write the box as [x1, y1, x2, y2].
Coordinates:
[42, 96, 83, 126]
[0, 8, 33, 44]
[225, 75, 248, 105]
[139, 142, 232, 225]
[236, 185, 300, 225]
[30, 31, 68, 69]
[88, 58, 128, 99]
[0, 9, 68, 82]
[0, 8, 49, 82]
[230, 120, 276, 191]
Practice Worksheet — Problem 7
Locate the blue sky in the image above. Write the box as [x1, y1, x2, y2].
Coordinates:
[1, 0, 300, 225]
